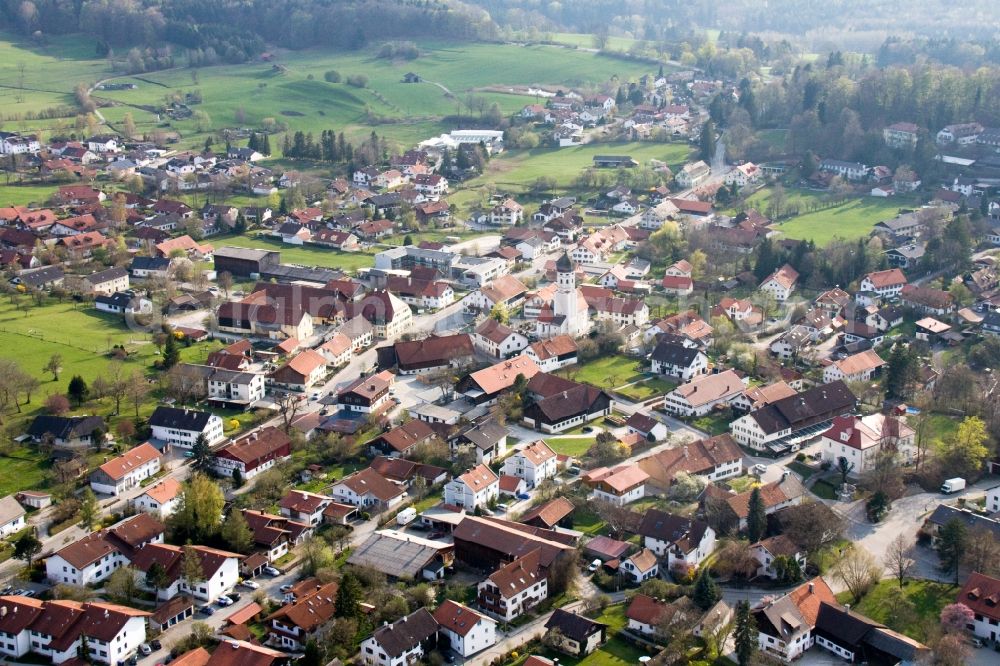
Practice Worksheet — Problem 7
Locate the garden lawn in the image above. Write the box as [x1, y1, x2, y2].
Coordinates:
[738, 187, 915, 245]
[544, 437, 596, 457]
[615, 377, 676, 401]
[836, 579, 956, 641]
[211, 233, 375, 273]
[811, 478, 839, 500]
[0, 447, 50, 499]
[690, 412, 732, 436]
[0, 183, 62, 207]
[529, 605, 649, 666]
[560, 355, 645, 389]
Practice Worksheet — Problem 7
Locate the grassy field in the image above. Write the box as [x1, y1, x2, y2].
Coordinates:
[544, 437, 596, 457]
[0, 182, 62, 207]
[90, 41, 652, 150]
[560, 355, 646, 389]
[212, 232, 376, 273]
[837, 579, 955, 641]
[738, 187, 915, 245]
[0, 448, 50, 498]
[615, 377, 676, 401]
[529, 605, 649, 666]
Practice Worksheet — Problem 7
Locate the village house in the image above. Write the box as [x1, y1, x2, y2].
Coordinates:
[433, 600, 497, 658]
[501, 440, 558, 488]
[675, 160, 711, 188]
[751, 578, 837, 660]
[0, 598, 150, 665]
[759, 264, 799, 302]
[0, 495, 26, 538]
[544, 609, 607, 658]
[663, 369, 747, 417]
[149, 406, 225, 449]
[638, 434, 744, 487]
[637, 509, 716, 572]
[367, 419, 438, 458]
[473, 318, 529, 359]
[360, 608, 439, 666]
[524, 336, 578, 372]
[819, 414, 915, 475]
[751, 535, 807, 580]
[477, 549, 548, 622]
[89, 442, 162, 496]
[582, 465, 648, 505]
[822, 349, 885, 384]
[270, 349, 327, 391]
[337, 370, 394, 414]
[331, 468, 406, 512]
[729, 381, 857, 453]
[212, 427, 292, 482]
[131, 478, 182, 517]
[266, 581, 338, 651]
[444, 464, 500, 510]
[131, 543, 242, 603]
[650, 341, 708, 381]
[859, 268, 907, 300]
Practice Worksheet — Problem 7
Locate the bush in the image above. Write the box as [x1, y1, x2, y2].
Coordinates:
[346, 74, 369, 88]
[323, 70, 341, 83]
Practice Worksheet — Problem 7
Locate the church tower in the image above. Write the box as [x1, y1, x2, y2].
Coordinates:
[553, 252, 581, 336]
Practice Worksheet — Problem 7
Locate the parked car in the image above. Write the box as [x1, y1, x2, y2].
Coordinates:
[127, 655, 138, 665]
[140, 644, 152, 656]
[279, 583, 295, 593]
[198, 605, 215, 616]
[588, 559, 601, 572]
[150, 640, 162, 651]
[516, 493, 530, 500]
[227, 592, 241, 602]
[216, 596, 233, 607]
[240, 580, 259, 590]
[263, 566, 281, 576]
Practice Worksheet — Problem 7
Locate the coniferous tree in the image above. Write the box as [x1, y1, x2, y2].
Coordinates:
[747, 486, 767, 542]
[191, 433, 212, 473]
[334, 572, 362, 619]
[68, 375, 89, 406]
[162, 332, 180, 369]
[693, 567, 721, 610]
[734, 600, 758, 666]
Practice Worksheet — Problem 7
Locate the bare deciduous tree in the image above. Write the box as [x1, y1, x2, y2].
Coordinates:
[834, 545, 882, 603]
[883, 534, 914, 588]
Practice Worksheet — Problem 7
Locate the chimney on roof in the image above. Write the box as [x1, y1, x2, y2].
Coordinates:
[808, 582, 814, 594]
[683, 446, 688, 458]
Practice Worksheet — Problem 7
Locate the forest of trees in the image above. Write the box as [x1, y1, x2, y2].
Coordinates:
[470, 0, 1000, 44]
[1, 0, 495, 60]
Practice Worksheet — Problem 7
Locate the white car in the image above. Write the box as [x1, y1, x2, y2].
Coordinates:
[588, 559, 602, 572]
[263, 566, 281, 576]
[240, 580, 259, 590]
[215, 596, 233, 607]
[279, 583, 295, 593]
[139, 644, 152, 656]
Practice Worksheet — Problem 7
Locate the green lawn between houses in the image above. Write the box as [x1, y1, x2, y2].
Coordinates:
[836, 579, 956, 642]
[211, 232, 376, 273]
[506, 605, 650, 666]
[736, 187, 918, 245]
[558, 355, 646, 390]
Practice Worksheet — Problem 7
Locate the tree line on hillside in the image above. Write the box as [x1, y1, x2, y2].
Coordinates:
[1, 0, 495, 59]
[281, 130, 386, 167]
[470, 0, 1000, 43]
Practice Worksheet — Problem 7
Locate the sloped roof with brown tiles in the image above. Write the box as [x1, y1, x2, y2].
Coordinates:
[864, 268, 907, 288]
[98, 442, 161, 481]
[670, 370, 745, 408]
[280, 490, 331, 515]
[0, 595, 45, 634]
[459, 464, 499, 492]
[266, 582, 337, 632]
[487, 548, 544, 597]
[626, 594, 669, 625]
[433, 599, 490, 637]
[339, 467, 406, 502]
[499, 475, 524, 493]
[476, 318, 517, 344]
[753, 534, 801, 559]
[205, 640, 287, 666]
[107, 512, 164, 551]
[217, 427, 291, 466]
[725, 478, 806, 519]
[741, 381, 797, 409]
[519, 440, 556, 466]
[53, 531, 119, 569]
[625, 548, 658, 573]
[528, 336, 577, 361]
[832, 350, 885, 376]
[452, 516, 573, 568]
[466, 355, 540, 395]
[762, 263, 799, 289]
[520, 497, 575, 529]
[901, 284, 954, 309]
[638, 434, 742, 485]
[584, 465, 649, 494]
[143, 477, 181, 505]
[75, 602, 150, 643]
[225, 601, 261, 627]
[171, 647, 211, 666]
[373, 419, 436, 453]
[480, 275, 527, 304]
[369, 608, 440, 658]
